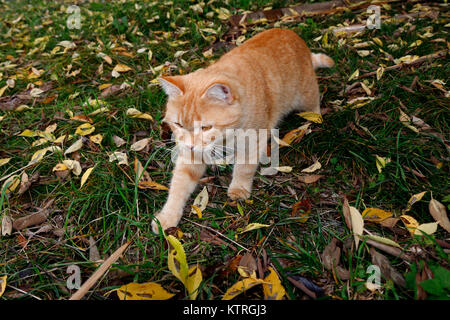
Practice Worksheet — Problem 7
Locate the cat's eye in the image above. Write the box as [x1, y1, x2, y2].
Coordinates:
[174, 122, 183, 128]
[201, 125, 212, 131]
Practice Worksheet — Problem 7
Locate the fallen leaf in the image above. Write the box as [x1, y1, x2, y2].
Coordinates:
[297, 112, 323, 124]
[126, 108, 153, 121]
[130, 138, 150, 152]
[399, 110, 420, 133]
[1, 175, 20, 194]
[321, 238, 350, 280]
[342, 197, 352, 230]
[428, 199, 450, 232]
[370, 248, 406, 287]
[64, 138, 83, 155]
[414, 222, 438, 236]
[301, 160, 321, 173]
[80, 167, 95, 188]
[1, 216, 13, 236]
[115, 282, 174, 300]
[350, 206, 364, 249]
[362, 208, 393, 223]
[113, 135, 126, 147]
[109, 151, 128, 166]
[0, 275, 6, 298]
[63, 160, 82, 176]
[263, 267, 286, 300]
[191, 186, 209, 216]
[375, 155, 391, 173]
[166, 235, 189, 285]
[298, 174, 323, 184]
[75, 123, 95, 136]
[137, 181, 168, 190]
[0, 158, 11, 167]
[291, 199, 311, 223]
[239, 223, 270, 234]
[405, 191, 427, 212]
[280, 123, 311, 146]
[89, 134, 103, 145]
[222, 278, 264, 300]
[186, 265, 203, 300]
[365, 235, 401, 248]
[113, 63, 132, 73]
[400, 215, 419, 236]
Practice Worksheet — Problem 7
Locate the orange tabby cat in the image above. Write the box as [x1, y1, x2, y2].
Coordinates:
[152, 28, 333, 233]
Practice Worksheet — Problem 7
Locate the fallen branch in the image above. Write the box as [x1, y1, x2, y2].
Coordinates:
[358, 50, 447, 79]
[69, 241, 131, 300]
[287, 276, 317, 299]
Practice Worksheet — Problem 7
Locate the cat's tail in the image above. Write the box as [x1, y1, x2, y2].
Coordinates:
[311, 53, 334, 69]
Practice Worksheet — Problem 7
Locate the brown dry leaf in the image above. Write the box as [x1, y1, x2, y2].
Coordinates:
[237, 252, 258, 279]
[113, 135, 126, 147]
[130, 138, 150, 152]
[1, 215, 13, 236]
[321, 238, 350, 280]
[18, 172, 31, 195]
[342, 197, 352, 230]
[280, 123, 310, 147]
[428, 199, 450, 232]
[291, 199, 311, 223]
[370, 248, 406, 287]
[405, 191, 427, 212]
[113, 63, 132, 73]
[298, 174, 323, 184]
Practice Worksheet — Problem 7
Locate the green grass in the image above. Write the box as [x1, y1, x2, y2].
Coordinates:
[0, 0, 449, 300]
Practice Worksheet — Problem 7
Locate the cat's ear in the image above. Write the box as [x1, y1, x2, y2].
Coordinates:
[158, 76, 184, 98]
[205, 83, 233, 104]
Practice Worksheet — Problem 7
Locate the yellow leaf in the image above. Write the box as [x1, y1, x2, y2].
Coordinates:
[376, 66, 385, 80]
[372, 37, 383, 46]
[400, 215, 419, 236]
[280, 123, 311, 147]
[0, 158, 11, 167]
[414, 222, 438, 236]
[222, 278, 264, 300]
[186, 265, 203, 300]
[375, 155, 391, 173]
[113, 63, 132, 73]
[52, 163, 68, 172]
[405, 191, 427, 212]
[263, 267, 286, 300]
[0, 85, 8, 98]
[1, 175, 20, 194]
[399, 109, 419, 133]
[301, 160, 321, 173]
[348, 69, 359, 81]
[80, 167, 94, 188]
[109, 151, 128, 166]
[350, 206, 364, 249]
[297, 112, 323, 124]
[19, 129, 37, 137]
[98, 83, 112, 90]
[166, 235, 189, 286]
[191, 186, 208, 216]
[239, 223, 270, 234]
[0, 275, 6, 298]
[75, 123, 95, 136]
[29, 147, 49, 165]
[89, 134, 103, 145]
[362, 208, 393, 223]
[191, 205, 203, 219]
[115, 282, 175, 300]
[44, 123, 57, 133]
[126, 108, 153, 121]
[63, 160, 82, 176]
[137, 181, 168, 190]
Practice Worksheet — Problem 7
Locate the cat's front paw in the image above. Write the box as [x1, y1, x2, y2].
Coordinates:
[227, 186, 251, 200]
[151, 210, 181, 234]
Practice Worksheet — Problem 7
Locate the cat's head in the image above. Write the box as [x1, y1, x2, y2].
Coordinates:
[158, 74, 241, 154]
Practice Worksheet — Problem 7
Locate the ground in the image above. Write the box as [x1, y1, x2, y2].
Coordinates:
[0, 0, 449, 300]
